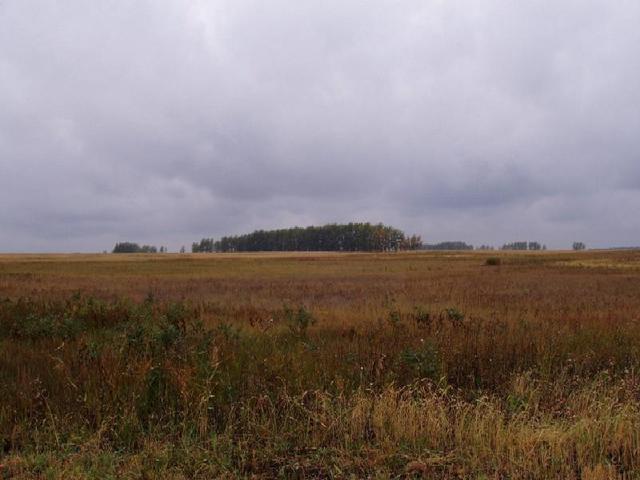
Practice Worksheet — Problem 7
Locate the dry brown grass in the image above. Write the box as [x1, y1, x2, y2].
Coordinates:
[1, 249, 640, 478]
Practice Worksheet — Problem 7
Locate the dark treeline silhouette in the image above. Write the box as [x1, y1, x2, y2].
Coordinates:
[502, 242, 527, 250]
[502, 242, 547, 250]
[501, 241, 546, 251]
[109, 237, 592, 254]
[206, 223, 422, 252]
[112, 242, 160, 253]
[192, 238, 215, 253]
[422, 241, 474, 251]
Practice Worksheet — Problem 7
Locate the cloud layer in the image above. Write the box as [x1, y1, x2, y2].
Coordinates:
[1, 0, 639, 251]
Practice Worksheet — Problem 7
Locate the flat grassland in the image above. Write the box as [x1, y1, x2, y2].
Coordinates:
[1, 250, 640, 478]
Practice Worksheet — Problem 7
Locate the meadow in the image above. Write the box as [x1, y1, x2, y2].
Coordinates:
[1, 250, 640, 479]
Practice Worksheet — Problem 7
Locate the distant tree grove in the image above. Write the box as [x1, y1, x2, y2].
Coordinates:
[193, 223, 422, 253]
[192, 238, 215, 253]
[423, 241, 474, 251]
[501, 241, 546, 251]
[114, 232, 586, 255]
[112, 242, 159, 253]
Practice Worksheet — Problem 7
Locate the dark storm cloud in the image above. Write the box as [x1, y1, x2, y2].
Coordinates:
[1, 0, 639, 251]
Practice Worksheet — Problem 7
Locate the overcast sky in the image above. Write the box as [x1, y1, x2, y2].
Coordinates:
[1, 1, 639, 252]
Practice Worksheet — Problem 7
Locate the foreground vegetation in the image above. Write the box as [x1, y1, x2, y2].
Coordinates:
[1, 250, 640, 478]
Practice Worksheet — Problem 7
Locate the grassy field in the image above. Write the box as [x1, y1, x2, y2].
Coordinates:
[1, 250, 640, 479]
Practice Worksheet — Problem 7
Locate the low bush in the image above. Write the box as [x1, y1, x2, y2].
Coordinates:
[485, 256, 501, 266]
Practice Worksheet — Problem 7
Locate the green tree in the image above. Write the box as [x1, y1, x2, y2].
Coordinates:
[211, 223, 417, 252]
[113, 242, 141, 253]
[192, 238, 215, 253]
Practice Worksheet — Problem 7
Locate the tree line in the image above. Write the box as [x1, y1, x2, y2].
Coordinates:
[112, 235, 588, 254]
[423, 241, 473, 251]
[192, 238, 215, 253]
[422, 241, 588, 251]
[501, 241, 546, 251]
[193, 223, 422, 252]
[112, 242, 167, 253]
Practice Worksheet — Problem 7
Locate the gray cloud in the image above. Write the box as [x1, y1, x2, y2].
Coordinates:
[1, 0, 639, 252]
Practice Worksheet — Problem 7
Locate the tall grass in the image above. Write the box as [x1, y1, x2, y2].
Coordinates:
[2, 288, 640, 478]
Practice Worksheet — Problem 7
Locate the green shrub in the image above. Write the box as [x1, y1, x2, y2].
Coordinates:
[387, 309, 402, 328]
[283, 305, 315, 338]
[400, 341, 442, 381]
[444, 307, 465, 323]
[412, 306, 431, 327]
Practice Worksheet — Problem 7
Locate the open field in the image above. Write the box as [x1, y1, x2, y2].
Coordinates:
[2, 250, 640, 478]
